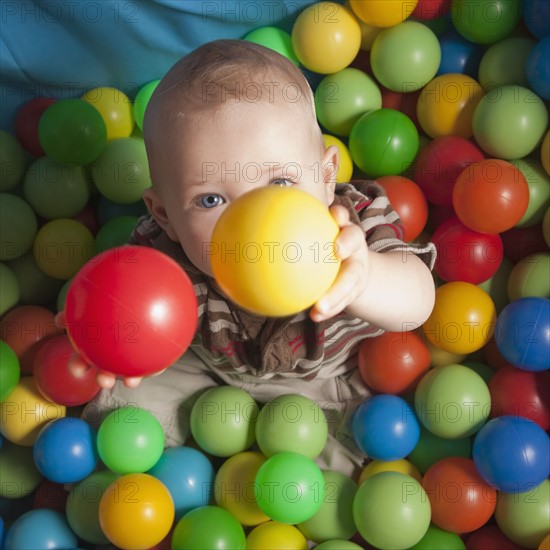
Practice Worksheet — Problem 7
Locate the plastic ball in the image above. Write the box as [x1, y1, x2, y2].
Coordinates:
[472, 85, 549, 160]
[4, 509, 77, 550]
[33, 218, 96, 280]
[322, 134, 353, 184]
[0, 130, 25, 192]
[0, 377, 66, 446]
[415, 363, 491, 438]
[172, 505, 246, 549]
[244, 26, 299, 65]
[315, 68, 381, 137]
[38, 99, 107, 165]
[254, 452, 325, 524]
[96, 194, 147, 225]
[210, 186, 340, 317]
[190, 386, 259, 457]
[0, 440, 43, 499]
[255, 394, 328, 459]
[359, 458, 422, 485]
[0, 341, 20, 402]
[66, 470, 120, 545]
[97, 406, 164, 474]
[148, 446, 215, 520]
[411, 524, 466, 549]
[417, 74, 484, 139]
[501, 224, 549, 263]
[133, 79, 160, 131]
[33, 417, 98, 484]
[0, 263, 19, 315]
[94, 215, 139, 253]
[23, 157, 90, 219]
[432, 217, 504, 284]
[507, 253, 550, 301]
[99, 473, 175, 550]
[412, 0, 452, 20]
[353, 472, 431, 549]
[466, 525, 524, 550]
[462, 360, 496, 385]
[526, 35, 550, 100]
[81, 86, 135, 140]
[477, 256, 514, 314]
[14, 98, 55, 157]
[64, 245, 197, 377]
[349, 0, 418, 27]
[437, 29, 484, 77]
[32, 478, 69, 513]
[291, 2, 361, 74]
[349, 108, 419, 178]
[297, 470, 358, 542]
[352, 395, 420, 460]
[542, 131, 550, 176]
[214, 451, 269, 526]
[315, 542, 363, 550]
[495, 297, 550, 371]
[247, 521, 308, 550]
[473, 415, 549, 493]
[512, 157, 550, 228]
[422, 457, 497, 533]
[451, 0, 521, 44]
[381, 88, 422, 132]
[358, 331, 430, 395]
[0, 194, 38, 261]
[426, 337, 467, 369]
[370, 21, 441, 93]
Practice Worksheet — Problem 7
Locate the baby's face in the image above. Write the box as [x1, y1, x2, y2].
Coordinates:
[149, 101, 338, 276]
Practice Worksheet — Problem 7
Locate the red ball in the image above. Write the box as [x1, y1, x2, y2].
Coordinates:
[65, 246, 198, 378]
[381, 88, 422, 132]
[453, 159, 530, 234]
[432, 217, 503, 284]
[489, 365, 550, 430]
[33, 333, 101, 406]
[412, 0, 452, 20]
[376, 175, 428, 242]
[358, 331, 431, 394]
[422, 457, 497, 534]
[414, 136, 485, 206]
[15, 98, 56, 157]
[465, 525, 524, 550]
[500, 224, 549, 263]
[33, 479, 69, 514]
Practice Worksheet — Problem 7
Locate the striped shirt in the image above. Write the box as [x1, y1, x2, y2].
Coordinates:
[130, 181, 436, 380]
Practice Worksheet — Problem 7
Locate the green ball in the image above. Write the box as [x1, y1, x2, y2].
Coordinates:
[38, 99, 107, 165]
[543, 207, 550, 248]
[511, 157, 550, 227]
[255, 393, 328, 459]
[349, 108, 419, 178]
[0, 440, 42, 498]
[477, 255, 514, 314]
[23, 157, 90, 219]
[472, 85, 548, 160]
[0, 130, 26, 192]
[95, 215, 138, 253]
[415, 364, 491, 439]
[0, 340, 20, 402]
[461, 361, 495, 385]
[190, 386, 259, 457]
[315, 68, 382, 136]
[353, 472, 431, 549]
[370, 21, 441, 93]
[244, 27, 300, 66]
[495, 478, 549, 548]
[66, 470, 120, 544]
[410, 524, 466, 549]
[298, 470, 357, 542]
[478, 36, 536, 90]
[507, 253, 550, 301]
[133, 80, 161, 131]
[56, 278, 72, 312]
[0, 263, 20, 315]
[91, 137, 152, 204]
[315, 541, 363, 550]
[172, 506, 246, 549]
[255, 452, 325, 524]
[452, 0, 522, 44]
[0, 193, 38, 261]
[97, 406, 165, 474]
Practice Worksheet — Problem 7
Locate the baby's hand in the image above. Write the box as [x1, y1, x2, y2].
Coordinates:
[310, 204, 369, 322]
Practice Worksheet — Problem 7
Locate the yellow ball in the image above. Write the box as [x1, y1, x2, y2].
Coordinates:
[33, 219, 96, 280]
[359, 459, 423, 485]
[214, 451, 270, 526]
[541, 130, 550, 176]
[425, 338, 466, 369]
[292, 2, 361, 74]
[0, 376, 66, 446]
[349, 0, 418, 27]
[82, 87, 135, 140]
[246, 521, 309, 550]
[99, 473, 174, 550]
[210, 187, 341, 317]
[417, 74, 485, 139]
[323, 134, 354, 184]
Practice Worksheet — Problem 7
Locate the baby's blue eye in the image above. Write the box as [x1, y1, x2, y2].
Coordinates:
[270, 178, 293, 187]
[199, 194, 225, 208]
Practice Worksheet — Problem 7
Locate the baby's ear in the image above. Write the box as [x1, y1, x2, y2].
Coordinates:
[321, 144, 339, 203]
[142, 188, 179, 242]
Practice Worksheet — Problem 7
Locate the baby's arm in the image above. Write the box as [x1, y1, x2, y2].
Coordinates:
[310, 204, 436, 332]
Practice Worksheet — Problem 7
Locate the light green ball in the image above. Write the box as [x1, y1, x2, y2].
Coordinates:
[543, 207, 550, 248]
[0, 263, 20, 315]
[507, 253, 550, 301]
[315, 541, 363, 550]
[0, 131, 26, 192]
[410, 524, 466, 549]
[133, 80, 161, 131]
[0, 340, 20, 403]
[0, 193, 38, 261]
[511, 157, 550, 227]
[0, 440, 43, 498]
[244, 26, 300, 66]
[478, 255, 514, 313]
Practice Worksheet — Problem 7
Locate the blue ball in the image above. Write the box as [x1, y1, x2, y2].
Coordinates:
[494, 297, 550, 372]
[147, 446, 215, 520]
[526, 35, 550, 100]
[4, 509, 77, 550]
[352, 395, 420, 461]
[523, 0, 550, 39]
[437, 29, 485, 77]
[473, 415, 550, 493]
[33, 418, 98, 484]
